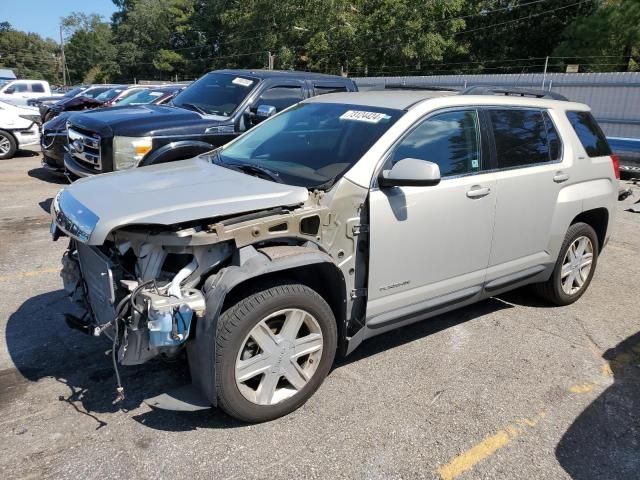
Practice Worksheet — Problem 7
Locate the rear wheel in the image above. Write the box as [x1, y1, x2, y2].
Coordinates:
[0, 130, 17, 160]
[215, 282, 337, 423]
[534, 222, 599, 305]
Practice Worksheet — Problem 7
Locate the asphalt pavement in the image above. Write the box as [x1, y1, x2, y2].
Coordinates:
[1, 149, 639, 480]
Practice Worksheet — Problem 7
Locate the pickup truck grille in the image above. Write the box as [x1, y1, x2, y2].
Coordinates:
[68, 127, 102, 171]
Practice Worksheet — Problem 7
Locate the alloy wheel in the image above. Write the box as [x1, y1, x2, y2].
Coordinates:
[0, 135, 10, 155]
[235, 308, 324, 406]
[560, 236, 594, 295]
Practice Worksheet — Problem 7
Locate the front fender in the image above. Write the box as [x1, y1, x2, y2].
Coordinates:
[187, 245, 346, 406]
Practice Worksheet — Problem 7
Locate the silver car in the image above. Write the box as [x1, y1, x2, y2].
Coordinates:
[50, 88, 619, 422]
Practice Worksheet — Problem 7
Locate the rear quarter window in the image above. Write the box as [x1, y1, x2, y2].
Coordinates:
[566, 111, 612, 157]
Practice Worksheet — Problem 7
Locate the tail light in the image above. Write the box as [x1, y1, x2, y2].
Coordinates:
[611, 154, 620, 179]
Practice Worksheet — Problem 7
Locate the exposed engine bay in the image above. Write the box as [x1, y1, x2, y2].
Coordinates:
[53, 179, 369, 404]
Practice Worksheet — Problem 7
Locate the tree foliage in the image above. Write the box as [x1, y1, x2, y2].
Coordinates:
[554, 0, 639, 72]
[0, 23, 60, 82]
[62, 13, 118, 83]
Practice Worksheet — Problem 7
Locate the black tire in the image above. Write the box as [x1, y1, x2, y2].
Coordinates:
[215, 282, 337, 423]
[0, 130, 17, 160]
[534, 222, 599, 306]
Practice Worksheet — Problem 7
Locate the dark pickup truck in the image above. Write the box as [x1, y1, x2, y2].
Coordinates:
[64, 70, 357, 177]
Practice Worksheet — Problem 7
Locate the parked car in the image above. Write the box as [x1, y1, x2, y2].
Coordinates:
[63, 70, 357, 178]
[115, 85, 187, 106]
[28, 85, 87, 108]
[608, 137, 640, 177]
[0, 100, 40, 159]
[41, 86, 186, 174]
[50, 87, 618, 422]
[40, 85, 125, 123]
[0, 80, 53, 106]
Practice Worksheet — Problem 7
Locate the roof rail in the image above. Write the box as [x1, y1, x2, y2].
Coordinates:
[384, 83, 459, 92]
[461, 85, 568, 101]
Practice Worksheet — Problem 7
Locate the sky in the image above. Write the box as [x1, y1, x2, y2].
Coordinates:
[2, 0, 118, 41]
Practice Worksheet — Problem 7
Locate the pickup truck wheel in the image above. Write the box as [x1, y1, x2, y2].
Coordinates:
[215, 282, 337, 423]
[534, 222, 599, 306]
[0, 130, 17, 160]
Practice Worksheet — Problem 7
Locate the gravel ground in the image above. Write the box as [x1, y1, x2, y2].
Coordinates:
[1, 150, 639, 480]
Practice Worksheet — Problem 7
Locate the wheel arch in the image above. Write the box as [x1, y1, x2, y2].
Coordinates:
[570, 207, 609, 252]
[187, 245, 347, 406]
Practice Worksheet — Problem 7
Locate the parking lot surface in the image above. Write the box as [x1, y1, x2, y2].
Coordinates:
[1, 150, 639, 480]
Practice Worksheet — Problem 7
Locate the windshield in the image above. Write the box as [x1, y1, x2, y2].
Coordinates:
[217, 102, 404, 189]
[96, 87, 124, 102]
[117, 88, 167, 105]
[64, 87, 85, 98]
[81, 86, 113, 99]
[172, 72, 257, 116]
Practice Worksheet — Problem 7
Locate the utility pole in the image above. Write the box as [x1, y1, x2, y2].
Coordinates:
[59, 25, 66, 86]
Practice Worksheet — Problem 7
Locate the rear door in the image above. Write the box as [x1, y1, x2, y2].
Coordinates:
[484, 107, 566, 282]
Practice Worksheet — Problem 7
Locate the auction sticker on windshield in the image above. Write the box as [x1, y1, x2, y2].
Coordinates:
[232, 77, 254, 87]
[340, 110, 390, 123]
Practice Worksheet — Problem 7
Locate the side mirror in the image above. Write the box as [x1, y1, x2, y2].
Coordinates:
[4, 87, 14, 94]
[255, 104, 276, 121]
[378, 158, 441, 188]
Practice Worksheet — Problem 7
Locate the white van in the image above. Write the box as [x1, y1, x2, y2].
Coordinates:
[0, 80, 54, 106]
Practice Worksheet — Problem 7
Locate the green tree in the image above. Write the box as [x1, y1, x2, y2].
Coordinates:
[112, 0, 195, 81]
[0, 23, 61, 82]
[554, 0, 639, 72]
[62, 13, 118, 83]
[445, 0, 599, 75]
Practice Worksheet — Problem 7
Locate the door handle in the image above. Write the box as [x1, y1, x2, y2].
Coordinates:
[553, 172, 570, 183]
[466, 186, 491, 199]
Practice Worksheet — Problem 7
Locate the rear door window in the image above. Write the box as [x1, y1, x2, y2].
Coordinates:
[390, 109, 481, 177]
[566, 111, 611, 157]
[31, 83, 45, 93]
[488, 109, 551, 169]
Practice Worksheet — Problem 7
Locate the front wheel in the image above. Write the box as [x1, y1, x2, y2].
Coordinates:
[215, 282, 337, 422]
[534, 222, 599, 306]
[0, 130, 17, 160]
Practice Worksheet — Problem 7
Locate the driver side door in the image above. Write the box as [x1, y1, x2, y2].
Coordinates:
[366, 109, 497, 330]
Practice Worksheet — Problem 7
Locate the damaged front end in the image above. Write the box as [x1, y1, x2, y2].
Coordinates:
[51, 170, 368, 408]
[60, 238, 226, 365]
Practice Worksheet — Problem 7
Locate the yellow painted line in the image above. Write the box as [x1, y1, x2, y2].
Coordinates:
[0, 267, 59, 283]
[601, 364, 613, 377]
[569, 383, 594, 394]
[437, 412, 546, 480]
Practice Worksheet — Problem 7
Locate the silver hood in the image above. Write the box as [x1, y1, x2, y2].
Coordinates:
[52, 156, 309, 245]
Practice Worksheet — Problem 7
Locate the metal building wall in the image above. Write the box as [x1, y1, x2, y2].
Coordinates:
[354, 72, 640, 139]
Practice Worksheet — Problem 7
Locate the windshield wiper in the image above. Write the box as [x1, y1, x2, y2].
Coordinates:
[234, 164, 284, 183]
[179, 102, 207, 115]
[211, 153, 283, 183]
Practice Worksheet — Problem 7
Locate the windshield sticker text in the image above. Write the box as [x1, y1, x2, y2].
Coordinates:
[340, 110, 390, 123]
[232, 77, 254, 87]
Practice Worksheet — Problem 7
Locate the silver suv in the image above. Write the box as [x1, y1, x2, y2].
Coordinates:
[50, 87, 619, 422]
